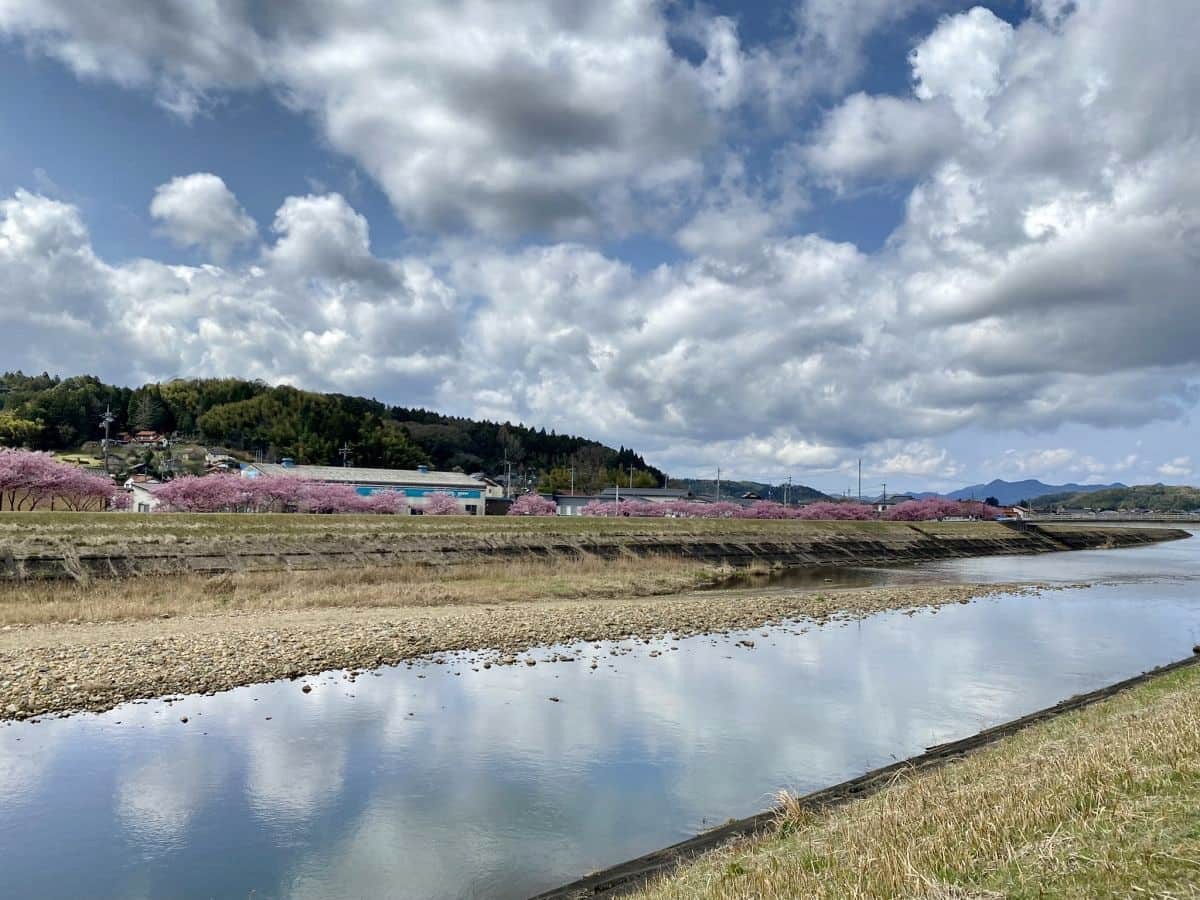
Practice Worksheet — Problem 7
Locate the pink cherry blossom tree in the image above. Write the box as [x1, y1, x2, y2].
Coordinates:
[794, 501, 876, 520]
[0, 449, 119, 511]
[422, 491, 461, 515]
[508, 493, 557, 516]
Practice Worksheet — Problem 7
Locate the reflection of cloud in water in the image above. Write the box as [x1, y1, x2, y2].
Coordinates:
[245, 724, 348, 825]
[116, 747, 215, 844]
[4, 560, 1200, 900]
[0, 727, 64, 802]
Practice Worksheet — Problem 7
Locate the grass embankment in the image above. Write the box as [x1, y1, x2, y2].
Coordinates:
[0, 510, 1011, 547]
[637, 662, 1200, 900]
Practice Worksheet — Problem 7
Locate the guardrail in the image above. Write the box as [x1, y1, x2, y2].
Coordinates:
[1027, 512, 1200, 522]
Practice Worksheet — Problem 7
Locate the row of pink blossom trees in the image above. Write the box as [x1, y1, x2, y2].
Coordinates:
[507, 493, 558, 516]
[507, 493, 1004, 521]
[882, 498, 1003, 521]
[0, 449, 123, 511]
[573, 498, 879, 519]
[151, 473, 464, 515]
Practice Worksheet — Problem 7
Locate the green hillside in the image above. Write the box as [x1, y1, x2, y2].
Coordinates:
[668, 478, 829, 504]
[1035, 484, 1200, 512]
[0, 372, 662, 491]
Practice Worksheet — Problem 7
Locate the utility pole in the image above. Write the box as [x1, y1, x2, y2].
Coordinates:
[99, 405, 115, 475]
[857, 458, 862, 503]
[881, 482, 887, 505]
[785, 475, 792, 506]
[629, 464, 634, 489]
[339, 444, 352, 467]
[614, 480, 619, 515]
[716, 466, 721, 501]
[569, 466, 575, 495]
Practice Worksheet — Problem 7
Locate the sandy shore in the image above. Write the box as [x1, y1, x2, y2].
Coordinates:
[0, 580, 1038, 721]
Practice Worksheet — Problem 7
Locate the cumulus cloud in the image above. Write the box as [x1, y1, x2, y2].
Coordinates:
[805, 93, 962, 181]
[1, 188, 461, 398]
[150, 173, 257, 260]
[2, 1, 1200, 485]
[1158, 457, 1192, 478]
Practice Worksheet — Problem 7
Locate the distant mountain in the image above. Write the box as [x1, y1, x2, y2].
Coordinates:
[939, 479, 1126, 506]
[667, 478, 829, 504]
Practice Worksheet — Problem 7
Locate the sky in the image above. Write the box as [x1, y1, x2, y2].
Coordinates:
[0, 0, 1197, 494]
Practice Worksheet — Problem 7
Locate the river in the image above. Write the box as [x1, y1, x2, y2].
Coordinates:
[1, 529, 1197, 899]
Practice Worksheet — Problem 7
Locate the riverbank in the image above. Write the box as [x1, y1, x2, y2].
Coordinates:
[1, 513, 1183, 581]
[0, 575, 1033, 721]
[619, 658, 1200, 900]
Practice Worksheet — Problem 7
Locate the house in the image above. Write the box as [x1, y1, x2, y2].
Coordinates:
[874, 493, 915, 513]
[128, 482, 162, 513]
[240, 460, 487, 516]
[132, 430, 166, 446]
[554, 494, 605, 516]
[205, 449, 239, 467]
[469, 473, 507, 499]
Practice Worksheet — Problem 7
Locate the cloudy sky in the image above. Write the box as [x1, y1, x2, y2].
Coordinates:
[1, 0, 1197, 493]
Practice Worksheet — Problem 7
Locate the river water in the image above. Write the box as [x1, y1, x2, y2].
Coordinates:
[2, 530, 1198, 899]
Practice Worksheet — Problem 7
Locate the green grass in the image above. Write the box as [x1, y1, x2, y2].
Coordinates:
[637, 663, 1200, 899]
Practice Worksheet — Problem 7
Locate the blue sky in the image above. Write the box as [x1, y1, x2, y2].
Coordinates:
[1, 1, 1197, 493]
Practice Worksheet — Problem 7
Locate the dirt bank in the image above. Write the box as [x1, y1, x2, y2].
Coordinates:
[1, 580, 1036, 721]
[0, 514, 1184, 581]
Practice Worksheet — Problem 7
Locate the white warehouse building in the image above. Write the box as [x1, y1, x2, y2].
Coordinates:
[240, 461, 487, 516]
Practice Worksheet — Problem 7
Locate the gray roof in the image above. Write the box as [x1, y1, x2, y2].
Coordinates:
[598, 487, 689, 499]
[245, 463, 484, 488]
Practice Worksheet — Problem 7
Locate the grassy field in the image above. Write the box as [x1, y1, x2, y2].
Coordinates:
[637, 662, 1200, 899]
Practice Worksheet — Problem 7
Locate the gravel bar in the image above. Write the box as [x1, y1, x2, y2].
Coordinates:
[0, 581, 1038, 721]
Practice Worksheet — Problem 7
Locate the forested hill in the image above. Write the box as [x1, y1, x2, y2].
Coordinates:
[669, 477, 829, 504]
[0, 373, 663, 490]
[1034, 484, 1200, 512]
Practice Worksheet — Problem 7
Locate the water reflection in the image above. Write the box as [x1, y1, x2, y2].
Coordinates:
[1, 535, 1198, 900]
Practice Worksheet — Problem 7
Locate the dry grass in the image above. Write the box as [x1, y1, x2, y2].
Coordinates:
[638, 664, 1200, 899]
[0, 553, 725, 625]
[0, 510, 1012, 549]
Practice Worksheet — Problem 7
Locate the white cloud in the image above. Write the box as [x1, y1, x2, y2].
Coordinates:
[805, 92, 962, 181]
[909, 7, 1014, 129]
[1, 188, 461, 398]
[1, 1, 1200, 487]
[1157, 456, 1192, 478]
[150, 173, 258, 260]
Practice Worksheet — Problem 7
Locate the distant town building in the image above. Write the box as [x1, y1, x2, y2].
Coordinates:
[128, 482, 162, 513]
[240, 461, 487, 516]
[874, 493, 916, 513]
[597, 487, 691, 503]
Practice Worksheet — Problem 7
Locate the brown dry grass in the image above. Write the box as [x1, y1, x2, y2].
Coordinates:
[638, 663, 1200, 899]
[0, 554, 730, 625]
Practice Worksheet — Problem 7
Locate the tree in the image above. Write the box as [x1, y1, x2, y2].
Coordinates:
[423, 492, 461, 515]
[984, 496, 1000, 508]
[508, 494, 557, 516]
[0, 449, 118, 511]
[0, 412, 43, 448]
[357, 418, 428, 469]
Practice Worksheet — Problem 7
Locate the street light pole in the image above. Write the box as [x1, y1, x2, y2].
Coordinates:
[100, 405, 115, 475]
